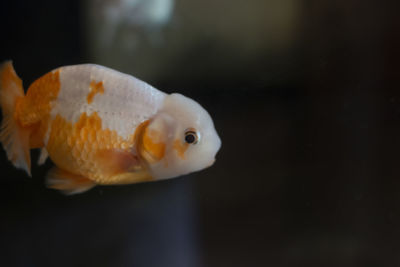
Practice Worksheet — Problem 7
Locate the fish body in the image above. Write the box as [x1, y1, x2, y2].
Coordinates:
[0, 61, 221, 194]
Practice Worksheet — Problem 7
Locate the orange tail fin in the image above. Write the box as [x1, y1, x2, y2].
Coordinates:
[0, 61, 31, 175]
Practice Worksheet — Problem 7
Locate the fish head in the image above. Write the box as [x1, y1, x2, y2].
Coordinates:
[139, 93, 221, 180]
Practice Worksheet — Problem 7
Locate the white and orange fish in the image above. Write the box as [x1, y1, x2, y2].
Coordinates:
[0, 61, 221, 194]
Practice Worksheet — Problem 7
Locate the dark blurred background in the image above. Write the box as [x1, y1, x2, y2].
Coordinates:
[1, 0, 400, 266]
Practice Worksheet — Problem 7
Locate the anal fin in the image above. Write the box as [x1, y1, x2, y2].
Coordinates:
[46, 168, 96, 195]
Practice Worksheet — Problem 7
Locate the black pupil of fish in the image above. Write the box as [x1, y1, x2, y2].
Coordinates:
[185, 133, 196, 144]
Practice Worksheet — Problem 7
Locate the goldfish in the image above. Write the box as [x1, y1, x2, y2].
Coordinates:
[0, 61, 221, 194]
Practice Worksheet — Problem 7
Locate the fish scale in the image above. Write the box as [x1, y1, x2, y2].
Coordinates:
[47, 112, 133, 183]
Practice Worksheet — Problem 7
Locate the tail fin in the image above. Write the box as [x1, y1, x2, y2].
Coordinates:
[0, 61, 31, 175]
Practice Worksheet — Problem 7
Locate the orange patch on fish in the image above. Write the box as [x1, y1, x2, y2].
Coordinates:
[87, 80, 104, 104]
[139, 127, 166, 163]
[16, 70, 61, 148]
[133, 119, 150, 144]
[173, 139, 189, 159]
[46, 111, 136, 183]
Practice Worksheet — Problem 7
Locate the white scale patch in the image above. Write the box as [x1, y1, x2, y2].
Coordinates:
[45, 64, 166, 144]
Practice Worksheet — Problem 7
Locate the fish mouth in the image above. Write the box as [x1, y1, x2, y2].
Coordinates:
[206, 158, 216, 168]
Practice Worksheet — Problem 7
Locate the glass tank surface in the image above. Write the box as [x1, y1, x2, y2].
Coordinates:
[0, 0, 399, 266]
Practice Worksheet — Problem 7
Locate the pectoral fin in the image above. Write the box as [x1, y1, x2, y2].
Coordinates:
[95, 148, 153, 185]
[107, 171, 153, 185]
[95, 148, 143, 176]
[46, 168, 96, 195]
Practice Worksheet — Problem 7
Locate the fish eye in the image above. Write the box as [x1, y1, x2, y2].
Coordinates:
[184, 129, 198, 144]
